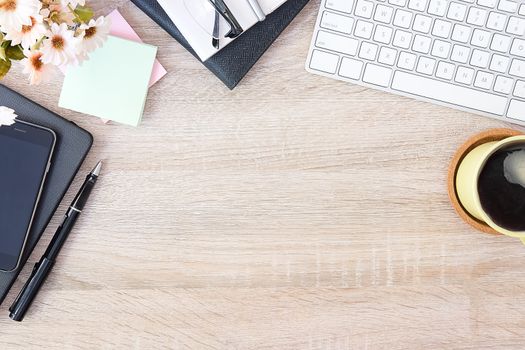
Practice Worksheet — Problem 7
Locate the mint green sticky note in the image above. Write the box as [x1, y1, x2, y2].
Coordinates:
[59, 35, 157, 126]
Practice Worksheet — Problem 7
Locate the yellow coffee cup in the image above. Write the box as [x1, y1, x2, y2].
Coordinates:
[455, 135, 525, 244]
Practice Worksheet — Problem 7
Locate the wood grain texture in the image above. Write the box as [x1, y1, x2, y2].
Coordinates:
[2, 1, 525, 349]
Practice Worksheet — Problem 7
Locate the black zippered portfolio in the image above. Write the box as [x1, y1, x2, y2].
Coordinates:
[131, 0, 310, 89]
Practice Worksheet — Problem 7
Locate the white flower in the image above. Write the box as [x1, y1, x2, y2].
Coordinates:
[0, 106, 17, 127]
[39, 7, 48, 18]
[79, 16, 111, 54]
[0, 0, 41, 33]
[4, 14, 46, 49]
[21, 49, 52, 85]
[47, 3, 75, 26]
[41, 23, 79, 67]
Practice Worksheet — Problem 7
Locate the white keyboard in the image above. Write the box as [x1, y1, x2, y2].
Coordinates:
[306, 0, 525, 125]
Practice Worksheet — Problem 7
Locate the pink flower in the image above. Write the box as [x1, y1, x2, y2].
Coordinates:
[40, 22, 80, 66]
[21, 49, 53, 84]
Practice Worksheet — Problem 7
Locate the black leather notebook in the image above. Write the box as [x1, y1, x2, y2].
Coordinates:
[0, 85, 93, 305]
[131, 0, 310, 89]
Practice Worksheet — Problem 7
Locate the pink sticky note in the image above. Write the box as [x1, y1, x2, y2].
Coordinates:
[107, 9, 167, 87]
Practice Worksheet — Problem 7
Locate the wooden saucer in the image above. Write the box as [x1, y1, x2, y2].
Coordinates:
[448, 128, 524, 235]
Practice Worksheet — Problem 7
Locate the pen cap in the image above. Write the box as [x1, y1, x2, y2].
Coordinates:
[9, 258, 55, 322]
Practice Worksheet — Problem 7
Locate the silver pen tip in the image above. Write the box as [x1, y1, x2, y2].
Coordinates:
[91, 161, 102, 176]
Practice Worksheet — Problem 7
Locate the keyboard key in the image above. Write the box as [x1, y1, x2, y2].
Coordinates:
[374, 4, 394, 23]
[498, 0, 518, 13]
[354, 20, 374, 39]
[412, 14, 432, 33]
[477, 0, 497, 8]
[389, 0, 407, 6]
[326, 0, 355, 13]
[507, 100, 525, 121]
[378, 47, 398, 65]
[451, 24, 472, 43]
[474, 71, 494, 89]
[520, 4, 525, 16]
[355, 0, 374, 18]
[309, 50, 339, 74]
[506, 17, 525, 36]
[451, 45, 471, 63]
[447, 2, 468, 21]
[428, 0, 448, 16]
[457, 69, 475, 87]
[432, 19, 452, 38]
[398, 51, 417, 69]
[431, 40, 451, 58]
[486, 12, 507, 31]
[391, 71, 508, 115]
[316, 31, 359, 56]
[470, 49, 490, 68]
[494, 76, 514, 94]
[466, 7, 488, 26]
[436, 61, 455, 80]
[359, 42, 379, 60]
[510, 39, 525, 58]
[416, 56, 436, 75]
[412, 34, 432, 53]
[471, 29, 491, 48]
[339, 57, 364, 79]
[362, 63, 392, 86]
[374, 25, 394, 44]
[490, 54, 510, 73]
[509, 59, 525, 78]
[393, 9, 413, 28]
[513, 80, 525, 98]
[408, 0, 428, 12]
[321, 11, 355, 34]
[490, 34, 512, 53]
[393, 30, 413, 49]
[455, 66, 475, 84]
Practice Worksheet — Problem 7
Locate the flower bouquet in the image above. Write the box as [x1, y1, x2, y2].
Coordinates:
[0, 0, 110, 84]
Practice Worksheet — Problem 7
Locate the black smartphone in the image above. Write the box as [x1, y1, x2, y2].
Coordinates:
[0, 120, 56, 272]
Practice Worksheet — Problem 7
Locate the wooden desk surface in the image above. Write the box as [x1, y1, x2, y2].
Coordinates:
[2, 1, 525, 348]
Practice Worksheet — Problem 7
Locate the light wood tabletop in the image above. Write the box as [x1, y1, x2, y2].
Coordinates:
[2, 0, 525, 349]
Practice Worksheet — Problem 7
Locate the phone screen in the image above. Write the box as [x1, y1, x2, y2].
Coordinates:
[0, 121, 55, 271]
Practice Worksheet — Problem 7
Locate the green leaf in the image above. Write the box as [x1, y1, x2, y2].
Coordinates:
[6, 44, 24, 60]
[0, 58, 11, 79]
[0, 40, 10, 61]
[74, 6, 94, 23]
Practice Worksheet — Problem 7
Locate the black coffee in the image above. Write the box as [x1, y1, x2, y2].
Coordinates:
[478, 144, 525, 232]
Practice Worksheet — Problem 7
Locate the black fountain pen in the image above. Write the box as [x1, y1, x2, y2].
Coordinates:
[9, 161, 102, 322]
